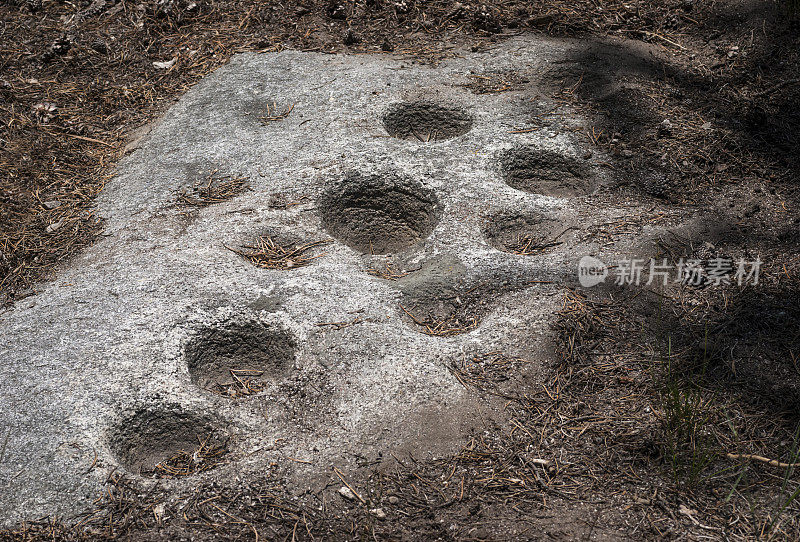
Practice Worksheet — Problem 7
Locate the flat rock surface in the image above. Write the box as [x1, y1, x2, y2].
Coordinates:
[0, 35, 674, 524]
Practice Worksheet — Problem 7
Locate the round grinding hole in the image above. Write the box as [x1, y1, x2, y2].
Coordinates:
[319, 173, 439, 254]
[499, 146, 593, 197]
[108, 407, 227, 477]
[483, 213, 568, 255]
[382, 101, 473, 141]
[185, 321, 296, 398]
[400, 279, 518, 337]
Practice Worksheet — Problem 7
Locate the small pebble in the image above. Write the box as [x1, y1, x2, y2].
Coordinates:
[46, 220, 63, 233]
[338, 486, 356, 501]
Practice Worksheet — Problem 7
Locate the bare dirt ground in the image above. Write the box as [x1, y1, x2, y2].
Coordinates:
[2, 0, 800, 539]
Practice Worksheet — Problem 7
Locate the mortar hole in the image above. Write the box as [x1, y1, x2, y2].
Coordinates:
[500, 146, 593, 197]
[319, 172, 439, 254]
[399, 280, 519, 337]
[382, 101, 473, 142]
[108, 407, 226, 477]
[483, 212, 568, 255]
[185, 321, 296, 398]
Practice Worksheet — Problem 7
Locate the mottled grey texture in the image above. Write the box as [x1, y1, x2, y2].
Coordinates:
[0, 35, 665, 525]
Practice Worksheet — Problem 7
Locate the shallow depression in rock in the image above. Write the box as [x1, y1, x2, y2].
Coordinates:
[185, 320, 296, 397]
[382, 101, 473, 141]
[397, 258, 524, 336]
[318, 172, 439, 254]
[499, 146, 593, 197]
[483, 212, 567, 255]
[399, 280, 517, 337]
[108, 407, 225, 476]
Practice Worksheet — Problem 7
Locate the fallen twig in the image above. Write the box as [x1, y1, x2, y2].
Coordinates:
[726, 453, 800, 469]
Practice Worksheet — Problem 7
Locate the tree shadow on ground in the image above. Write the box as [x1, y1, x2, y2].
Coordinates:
[543, 1, 799, 207]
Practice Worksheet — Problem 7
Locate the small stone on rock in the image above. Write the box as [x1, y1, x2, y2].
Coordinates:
[369, 508, 386, 519]
[43, 200, 62, 209]
[338, 486, 356, 501]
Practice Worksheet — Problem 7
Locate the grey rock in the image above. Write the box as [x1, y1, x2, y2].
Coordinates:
[0, 35, 667, 525]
